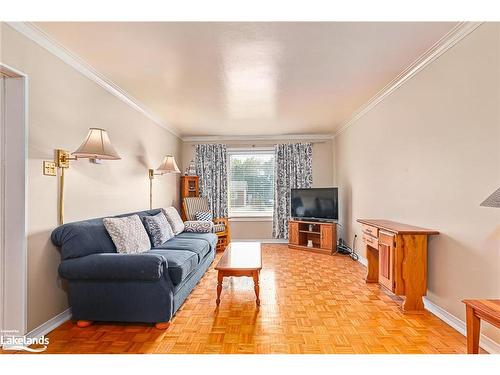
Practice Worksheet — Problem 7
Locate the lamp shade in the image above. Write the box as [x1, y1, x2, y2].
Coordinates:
[156, 155, 180, 174]
[72, 128, 121, 160]
[480, 187, 500, 208]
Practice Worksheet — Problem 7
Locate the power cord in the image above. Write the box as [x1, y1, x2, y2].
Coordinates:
[335, 231, 359, 261]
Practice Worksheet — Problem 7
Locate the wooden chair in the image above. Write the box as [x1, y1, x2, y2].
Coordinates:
[182, 197, 231, 252]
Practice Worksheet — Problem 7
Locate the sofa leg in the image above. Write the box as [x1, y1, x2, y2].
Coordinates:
[76, 320, 93, 328]
[155, 321, 170, 330]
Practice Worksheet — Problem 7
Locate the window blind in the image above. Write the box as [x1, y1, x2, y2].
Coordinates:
[228, 150, 275, 217]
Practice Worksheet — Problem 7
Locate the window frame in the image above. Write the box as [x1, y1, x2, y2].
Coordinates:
[226, 147, 275, 219]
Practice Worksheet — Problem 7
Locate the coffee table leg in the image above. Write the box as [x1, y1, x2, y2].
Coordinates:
[216, 271, 223, 306]
[253, 270, 260, 306]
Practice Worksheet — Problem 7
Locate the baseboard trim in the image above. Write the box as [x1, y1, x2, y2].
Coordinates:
[357, 254, 368, 267]
[25, 308, 72, 341]
[423, 298, 500, 354]
[355, 256, 499, 354]
[233, 239, 288, 243]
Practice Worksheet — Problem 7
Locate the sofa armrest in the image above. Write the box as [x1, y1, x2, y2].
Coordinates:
[59, 253, 167, 281]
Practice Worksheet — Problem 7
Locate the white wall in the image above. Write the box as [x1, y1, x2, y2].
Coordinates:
[334, 23, 500, 343]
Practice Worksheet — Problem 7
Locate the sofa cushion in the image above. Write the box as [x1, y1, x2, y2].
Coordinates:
[143, 212, 174, 247]
[148, 249, 197, 286]
[103, 215, 151, 254]
[176, 232, 218, 251]
[154, 237, 211, 262]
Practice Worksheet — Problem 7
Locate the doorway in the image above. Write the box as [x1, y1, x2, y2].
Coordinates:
[0, 63, 28, 338]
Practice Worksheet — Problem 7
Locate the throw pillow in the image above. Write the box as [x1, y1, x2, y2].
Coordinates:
[184, 220, 215, 233]
[161, 207, 185, 235]
[143, 212, 175, 247]
[103, 214, 151, 254]
[195, 211, 213, 221]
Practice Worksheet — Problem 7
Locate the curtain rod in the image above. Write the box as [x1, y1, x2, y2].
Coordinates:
[190, 140, 326, 147]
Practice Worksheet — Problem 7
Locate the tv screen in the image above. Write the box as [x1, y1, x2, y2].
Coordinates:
[291, 188, 338, 221]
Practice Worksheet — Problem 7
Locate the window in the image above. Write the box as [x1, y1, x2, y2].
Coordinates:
[228, 149, 275, 217]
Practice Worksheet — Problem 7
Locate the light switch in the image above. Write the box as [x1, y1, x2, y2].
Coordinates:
[43, 161, 57, 176]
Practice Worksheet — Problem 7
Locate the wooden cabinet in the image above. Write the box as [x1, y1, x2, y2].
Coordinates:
[288, 219, 336, 255]
[180, 176, 199, 220]
[180, 176, 199, 198]
[357, 219, 439, 313]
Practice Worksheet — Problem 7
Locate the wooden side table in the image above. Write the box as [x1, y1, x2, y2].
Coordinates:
[462, 299, 500, 353]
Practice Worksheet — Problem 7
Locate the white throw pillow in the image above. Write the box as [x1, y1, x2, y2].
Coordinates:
[103, 214, 151, 254]
[161, 207, 185, 235]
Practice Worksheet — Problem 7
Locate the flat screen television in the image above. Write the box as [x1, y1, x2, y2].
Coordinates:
[290, 187, 338, 221]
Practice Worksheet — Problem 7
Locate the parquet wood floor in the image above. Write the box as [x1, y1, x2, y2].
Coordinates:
[6, 244, 469, 354]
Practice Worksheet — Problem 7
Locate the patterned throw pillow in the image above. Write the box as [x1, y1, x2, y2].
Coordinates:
[195, 211, 213, 221]
[103, 214, 151, 254]
[143, 212, 175, 247]
[184, 220, 215, 233]
[161, 207, 185, 235]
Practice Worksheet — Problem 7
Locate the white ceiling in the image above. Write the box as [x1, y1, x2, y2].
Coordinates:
[35, 22, 457, 138]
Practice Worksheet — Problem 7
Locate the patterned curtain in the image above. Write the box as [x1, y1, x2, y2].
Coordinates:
[195, 144, 228, 218]
[272, 143, 313, 239]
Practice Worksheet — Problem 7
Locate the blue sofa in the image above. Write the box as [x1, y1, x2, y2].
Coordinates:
[51, 209, 217, 327]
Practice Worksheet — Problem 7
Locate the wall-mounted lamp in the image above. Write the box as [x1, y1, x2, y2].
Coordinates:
[149, 155, 180, 209]
[53, 128, 121, 224]
[480, 187, 500, 208]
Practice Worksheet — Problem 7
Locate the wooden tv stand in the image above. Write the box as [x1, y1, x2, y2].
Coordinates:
[357, 219, 439, 313]
[288, 219, 337, 255]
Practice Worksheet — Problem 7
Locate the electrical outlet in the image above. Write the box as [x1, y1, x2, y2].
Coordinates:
[43, 161, 57, 176]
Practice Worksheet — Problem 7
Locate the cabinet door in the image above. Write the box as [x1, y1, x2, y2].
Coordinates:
[289, 222, 299, 245]
[320, 225, 333, 251]
[378, 232, 395, 291]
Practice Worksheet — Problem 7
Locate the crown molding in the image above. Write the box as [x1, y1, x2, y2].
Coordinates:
[333, 22, 483, 138]
[6, 22, 182, 139]
[182, 133, 334, 142]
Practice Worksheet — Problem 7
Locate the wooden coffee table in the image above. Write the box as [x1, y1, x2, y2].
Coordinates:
[215, 242, 262, 306]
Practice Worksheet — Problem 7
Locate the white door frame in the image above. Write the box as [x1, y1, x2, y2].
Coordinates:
[0, 63, 28, 337]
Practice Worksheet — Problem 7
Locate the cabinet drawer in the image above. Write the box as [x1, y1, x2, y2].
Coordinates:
[362, 233, 378, 248]
[379, 231, 395, 246]
[362, 224, 378, 238]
